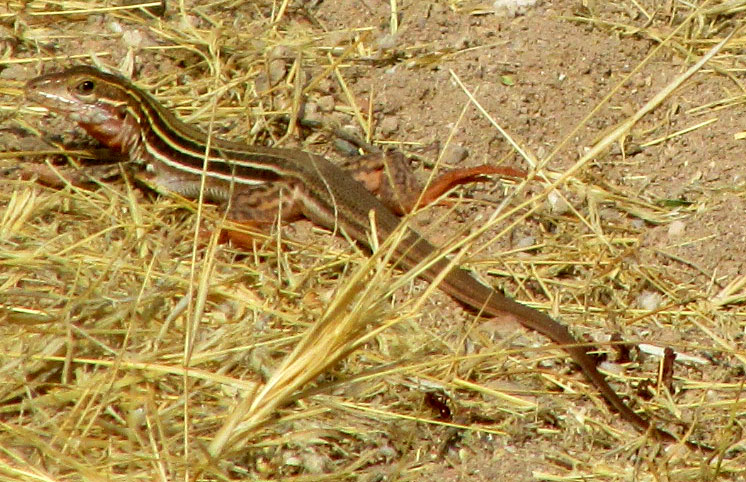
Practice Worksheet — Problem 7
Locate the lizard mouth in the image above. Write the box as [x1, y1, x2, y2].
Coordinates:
[25, 82, 78, 115]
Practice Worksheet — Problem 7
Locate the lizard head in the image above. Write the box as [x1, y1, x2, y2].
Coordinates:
[25, 65, 137, 125]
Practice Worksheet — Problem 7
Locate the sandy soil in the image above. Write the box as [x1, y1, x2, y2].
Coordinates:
[2, 0, 746, 480]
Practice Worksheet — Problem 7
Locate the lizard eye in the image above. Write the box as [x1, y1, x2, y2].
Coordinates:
[75, 79, 95, 95]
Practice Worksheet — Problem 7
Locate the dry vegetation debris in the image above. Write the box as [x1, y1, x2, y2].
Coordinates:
[2, 0, 746, 480]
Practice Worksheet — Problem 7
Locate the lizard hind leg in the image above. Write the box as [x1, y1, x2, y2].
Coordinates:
[343, 152, 422, 215]
[343, 151, 528, 215]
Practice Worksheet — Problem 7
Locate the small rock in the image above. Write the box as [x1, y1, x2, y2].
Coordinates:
[376, 33, 398, 50]
[107, 20, 123, 34]
[667, 220, 686, 238]
[379, 116, 399, 137]
[122, 29, 143, 48]
[441, 144, 469, 164]
[493, 0, 541, 17]
[546, 190, 570, 215]
[268, 58, 286, 86]
[301, 451, 327, 474]
[0, 64, 30, 81]
[178, 14, 200, 30]
[268, 46, 292, 86]
[316, 95, 335, 113]
[333, 138, 359, 157]
[631, 218, 645, 230]
[637, 290, 662, 311]
[515, 235, 535, 250]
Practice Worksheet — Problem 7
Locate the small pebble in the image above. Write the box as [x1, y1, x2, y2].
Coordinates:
[301, 452, 326, 474]
[441, 144, 469, 164]
[316, 95, 335, 113]
[379, 116, 399, 137]
[493, 0, 540, 17]
[546, 190, 570, 215]
[0, 64, 29, 80]
[376, 33, 398, 50]
[178, 14, 199, 29]
[268, 58, 286, 86]
[107, 20, 123, 34]
[637, 290, 662, 311]
[267, 46, 292, 86]
[122, 29, 143, 48]
[668, 220, 685, 238]
[515, 235, 535, 250]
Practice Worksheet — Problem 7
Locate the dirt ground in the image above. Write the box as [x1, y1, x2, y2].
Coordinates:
[2, 0, 746, 480]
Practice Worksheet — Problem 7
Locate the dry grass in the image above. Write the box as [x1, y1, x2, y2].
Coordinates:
[2, 0, 746, 480]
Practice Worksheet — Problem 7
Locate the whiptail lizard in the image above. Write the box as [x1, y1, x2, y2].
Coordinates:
[24, 65, 693, 446]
